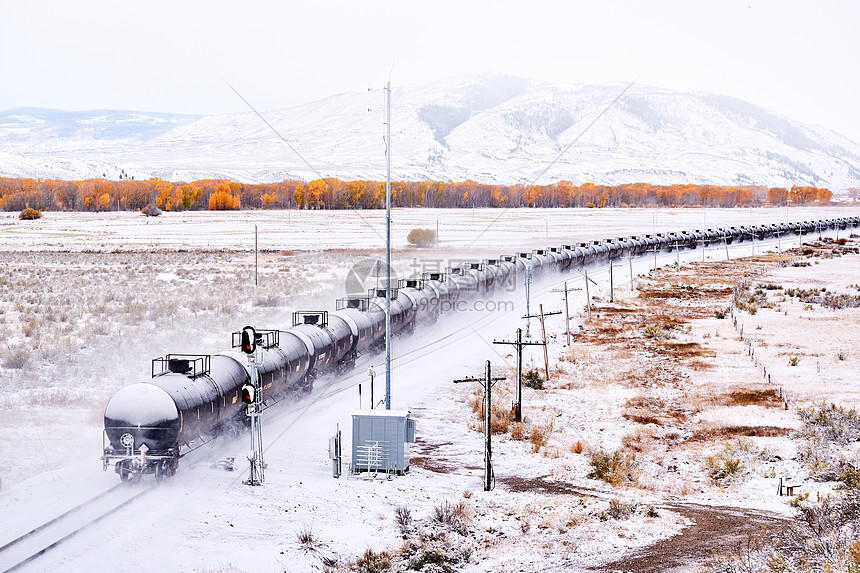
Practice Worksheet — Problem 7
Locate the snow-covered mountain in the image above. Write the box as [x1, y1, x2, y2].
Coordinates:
[2, 75, 859, 188]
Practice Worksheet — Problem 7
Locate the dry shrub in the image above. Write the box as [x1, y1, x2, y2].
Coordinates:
[295, 525, 323, 554]
[510, 422, 525, 441]
[406, 228, 436, 248]
[490, 403, 514, 434]
[431, 500, 470, 535]
[529, 421, 553, 453]
[469, 391, 483, 417]
[19, 207, 41, 220]
[599, 498, 637, 521]
[353, 548, 393, 573]
[2, 346, 30, 369]
[571, 440, 585, 454]
[623, 426, 656, 453]
[394, 506, 413, 537]
[588, 450, 637, 486]
[470, 389, 514, 434]
[523, 368, 544, 389]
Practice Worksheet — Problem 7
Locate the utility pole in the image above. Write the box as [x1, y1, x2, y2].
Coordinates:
[454, 361, 505, 491]
[609, 258, 614, 302]
[628, 251, 634, 291]
[522, 304, 561, 382]
[675, 241, 680, 270]
[384, 80, 392, 410]
[494, 329, 546, 423]
[254, 224, 258, 286]
[551, 281, 581, 346]
[583, 267, 592, 320]
[647, 244, 659, 274]
[524, 263, 533, 338]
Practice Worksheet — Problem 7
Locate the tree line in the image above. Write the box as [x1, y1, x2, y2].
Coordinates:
[0, 176, 834, 213]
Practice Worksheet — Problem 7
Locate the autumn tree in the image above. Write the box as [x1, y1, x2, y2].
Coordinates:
[208, 183, 240, 210]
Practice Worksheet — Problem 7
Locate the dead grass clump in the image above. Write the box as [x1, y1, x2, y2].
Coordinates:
[431, 500, 470, 535]
[622, 426, 656, 453]
[295, 525, 324, 554]
[623, 412, 663, 426]
[688, 359, 714, 371]
[571, 440, 585, 454]
[353, 548, 393, 572]
[2, 346, 30, 369]
[721, 388, 783, 407]
[587, 450, 637, 486]
[510, 422, 526, 441]
[599, 498, 637, 521]
[662, 341, 712, 358]
[689, 425, 791, 442]
[469, 391, 483, 417]
[394, 506, 413, 537]
[529, 420, 554, 453]
[714, 307, 730, 319]
[490, 403, 514, 434]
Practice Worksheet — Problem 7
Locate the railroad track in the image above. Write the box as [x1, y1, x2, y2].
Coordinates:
[0, 483, 152, 572]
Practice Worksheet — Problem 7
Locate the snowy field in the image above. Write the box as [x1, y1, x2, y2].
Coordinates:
[1, 206, 859, 572]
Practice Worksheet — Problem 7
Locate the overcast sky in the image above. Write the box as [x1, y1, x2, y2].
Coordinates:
[2, 0, 859, 142]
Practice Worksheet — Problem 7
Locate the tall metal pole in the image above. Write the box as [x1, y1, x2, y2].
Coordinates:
[484, 360, 492, 492]
[255, 224, 258, 286]
[385, 81, 392, 410]
[525, 264, 532, 338]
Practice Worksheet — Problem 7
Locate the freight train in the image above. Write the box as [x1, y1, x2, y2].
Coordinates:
[102, 216, 859, 481]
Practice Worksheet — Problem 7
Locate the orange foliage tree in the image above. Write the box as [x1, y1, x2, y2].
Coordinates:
[0, 176, 844, 212]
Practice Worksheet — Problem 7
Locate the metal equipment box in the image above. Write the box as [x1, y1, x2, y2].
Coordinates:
[351, 410, 415, 475]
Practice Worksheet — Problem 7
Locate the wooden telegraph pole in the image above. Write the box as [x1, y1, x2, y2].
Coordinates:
[522, 304, 561, 382]
[453, 361, 505, 491]
[551, 281, 581, 346]
[494, 329, 546, 423]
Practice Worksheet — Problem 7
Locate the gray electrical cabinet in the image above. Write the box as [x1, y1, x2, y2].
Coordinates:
[351, 410, 415, 475]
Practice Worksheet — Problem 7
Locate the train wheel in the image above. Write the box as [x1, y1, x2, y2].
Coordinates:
[117, 461, 135, 482]
[154, 462, 163, 483]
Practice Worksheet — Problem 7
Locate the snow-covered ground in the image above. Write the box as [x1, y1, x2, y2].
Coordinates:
[1, 207, 858, 572]
[0, 206, 850, 253]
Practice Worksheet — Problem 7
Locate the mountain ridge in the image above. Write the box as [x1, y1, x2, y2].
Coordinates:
[2, 75, 858, 189]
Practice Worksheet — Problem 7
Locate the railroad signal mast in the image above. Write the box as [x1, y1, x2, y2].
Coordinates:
[240, 326, 264, 486]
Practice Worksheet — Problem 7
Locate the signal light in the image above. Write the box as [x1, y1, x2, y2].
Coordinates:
[240, 326, 257, 355]
[241, 384, 255, 404]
